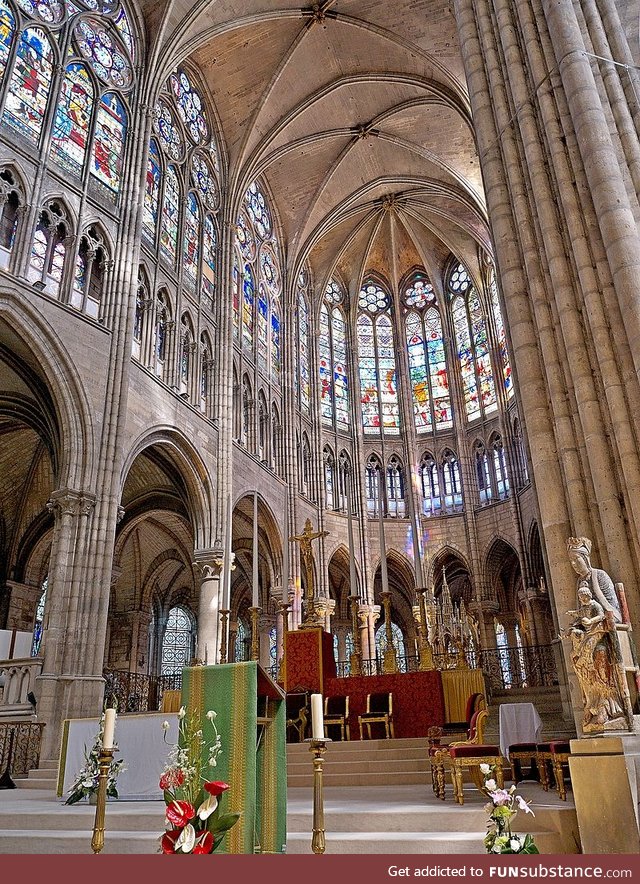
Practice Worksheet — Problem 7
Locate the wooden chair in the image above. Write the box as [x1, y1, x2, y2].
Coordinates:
[508, 742, 539, 784]
[358, 692, 394, 739]
[428, 693, 486, 796]
[324, 695, 350, 741]
[537, 740, 571, 800]
[285, 691, 309, 743]
[432, 709, 504, 805]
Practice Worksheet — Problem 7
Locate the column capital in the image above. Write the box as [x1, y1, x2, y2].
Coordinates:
[192, 548, 225, 579]
[46, 488, 96, 518]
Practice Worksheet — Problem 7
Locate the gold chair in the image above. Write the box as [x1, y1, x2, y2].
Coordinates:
[285, 691, 309, 743]
[324, 695, 350, 741]
[537, 740, 571, 800]
[358, 692, 394, 739]
[432, 709, 504, 805]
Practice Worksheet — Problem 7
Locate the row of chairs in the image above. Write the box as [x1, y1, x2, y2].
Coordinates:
[286, 692, 395, 742]
[428, 693, 571, 804]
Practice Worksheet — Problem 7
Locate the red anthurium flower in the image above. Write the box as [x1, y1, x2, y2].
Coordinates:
[192, 831, 214, 854]
[166, 799, 196, 828]
[160, 829, 181, 854]
[204, 781, 230, 796]
[159, 768, 185, 791]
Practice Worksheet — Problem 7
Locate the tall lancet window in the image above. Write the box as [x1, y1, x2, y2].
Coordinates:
[297, 270, 311, 413]
[319, 278, 350, 430]
[404, 273, 451, 431]
[357, 278, 399, 435]
[489, 269, 513, 400]
[448, 261, 497, 421]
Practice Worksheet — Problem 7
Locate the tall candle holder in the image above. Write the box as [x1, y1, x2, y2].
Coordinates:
[249, 605, 261, 661]
[305, 737, 331, 854]
[348, 594, 362, 676]
[90, 747, 114, 854]
[380, 590, 399, 674]
[219, 609, 230, 664]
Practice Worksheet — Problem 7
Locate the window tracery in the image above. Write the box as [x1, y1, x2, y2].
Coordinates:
[319, 277, 350, 431]
[357, 278, 399, 435]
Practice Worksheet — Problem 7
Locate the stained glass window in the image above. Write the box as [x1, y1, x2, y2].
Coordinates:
[183, 191, 199, 288]
[319, 304, 333, 423]
[325, 278, 343, 305]
[490, 274, 513, 399]
[31, 577, 47, 657]
[449, 261, 497, 420]
[257, 281, 268, 372]
[160, 165, 179, 264]
[245, 181, 271, 239]
[375, 622, 407, 673]
[333, 308, 349, 430]
[232, 251, 240, 338]
[260, 244, 279, 296]
[161, 605, 194, 676]
[51, 63, 93, 174]
[170, 68, 208, 144]
[242, 263, 254, 351]
[377, 314, 399, 434]
[142, 138, 161, 239]
[16, 0, 64, 24]
[3, 27, 54, 142]
[74, 18, 132, 90]
[358, 314, 379, 432]
[0, 1, 15, 85]
[114, 6, 133, 57]
[235, 211, 255, 261]
[271, 298, 281, 379]
[425, 307, 451, 427]
[406, 312, 430, 430]
[202, 214, 216, 306]
[298, 282, 310, 413]
[154, 100, 183, 161]
[92, 92, 127, 194]
[191, 152, 218, 211]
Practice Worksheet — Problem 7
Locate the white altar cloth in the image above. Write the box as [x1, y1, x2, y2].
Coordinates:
[58, 712, 178, 800]
[499, 702, 543, 757]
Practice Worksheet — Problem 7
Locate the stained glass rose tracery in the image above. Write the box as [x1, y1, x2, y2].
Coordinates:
[170, 69, 208, 144]
[245, 182, 271, 239]
[16, 0, 65, 23]
[191, 153, 218, 211]
[74, 18, 132, 90]
[154, 100, 183, 161]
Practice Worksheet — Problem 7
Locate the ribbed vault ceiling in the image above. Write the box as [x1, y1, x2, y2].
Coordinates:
[141, 0, 488, 291]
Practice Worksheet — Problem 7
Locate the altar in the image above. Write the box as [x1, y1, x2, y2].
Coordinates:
[57, 712, 178, 801]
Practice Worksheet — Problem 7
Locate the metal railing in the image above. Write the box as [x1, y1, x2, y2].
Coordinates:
[478, 644, 558, 692]
[103, 669, 183, 713]
[0, 721, 45, 777]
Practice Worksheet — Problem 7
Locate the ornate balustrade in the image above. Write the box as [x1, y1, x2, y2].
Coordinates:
[103, 669, 183, 713]
[479, 644, 559, 692]
[0, 657, 42, 718]
[0, 721, 45, 776]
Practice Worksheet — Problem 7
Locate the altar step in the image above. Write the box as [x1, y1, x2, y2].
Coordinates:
[0, 783, 580, 854]
[484, 686, 577, 744]
[286, 737, 430, 788]
[15, 758, 57, 790]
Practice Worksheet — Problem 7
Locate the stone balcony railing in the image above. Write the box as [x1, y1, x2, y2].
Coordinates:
[0, 657, 42, 718]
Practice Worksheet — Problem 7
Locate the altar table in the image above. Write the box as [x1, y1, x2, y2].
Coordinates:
[57, 712, 178, 800]
[499, 702, 543, 757]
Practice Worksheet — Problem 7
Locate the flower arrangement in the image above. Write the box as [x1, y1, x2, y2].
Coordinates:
[64, 714, 125, 805]
[159, 706, 240, 854]
[480, 764, 539, 855]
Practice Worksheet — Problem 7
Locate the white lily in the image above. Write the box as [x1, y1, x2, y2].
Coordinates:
[510, 838, 523, 852]
[197, 793, 218, 820]
[479, 763, 491, 775]
[485, 778, 497, 791]
[206, 710, 217, 720]
[178, 706, 186, 719]
[176, 823, 196, 853]
[162, 720, 170, 730]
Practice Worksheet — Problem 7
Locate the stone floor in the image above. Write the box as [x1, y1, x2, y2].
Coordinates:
[0, 781, 579, 854]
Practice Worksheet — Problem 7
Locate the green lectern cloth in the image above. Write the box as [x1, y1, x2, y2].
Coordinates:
[181, 661, 286, 854]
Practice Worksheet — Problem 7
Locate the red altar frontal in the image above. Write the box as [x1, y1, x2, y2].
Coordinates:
[282, 628, 445, 739]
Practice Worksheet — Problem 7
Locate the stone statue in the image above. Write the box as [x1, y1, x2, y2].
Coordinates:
[290, 518, 329, 627]
[564, 537, 632, 733]
[566, 536, 622, 623]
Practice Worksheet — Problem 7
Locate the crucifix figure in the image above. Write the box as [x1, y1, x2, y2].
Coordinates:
[290, 518, 329, 628]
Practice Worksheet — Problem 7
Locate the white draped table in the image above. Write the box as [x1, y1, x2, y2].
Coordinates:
[498, 702, 543, 757]
[57, 712, 179, 801]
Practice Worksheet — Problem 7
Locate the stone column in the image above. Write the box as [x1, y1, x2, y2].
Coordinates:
[36, 488, 98, 761]
[259, 614, 274, 670]
[193, 551, 224, 665]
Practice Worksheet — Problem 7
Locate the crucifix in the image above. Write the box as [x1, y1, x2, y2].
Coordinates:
[290, 518, 329, 629]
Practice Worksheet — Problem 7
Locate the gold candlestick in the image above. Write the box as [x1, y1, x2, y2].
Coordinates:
[380, 590, 399, 674]
[249, 606, 261, 661]
[90, 747, 114, 854]
[307, 737, 330, 854]
[219, 609, 230, 664]
[348, 594, 362, 676]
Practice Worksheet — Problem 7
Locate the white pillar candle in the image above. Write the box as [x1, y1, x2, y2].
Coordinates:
[102, 707, 116, 750]
[311, 693, 324, 740]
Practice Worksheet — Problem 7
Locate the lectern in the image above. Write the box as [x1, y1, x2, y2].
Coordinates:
[181, 661, 286, 854]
